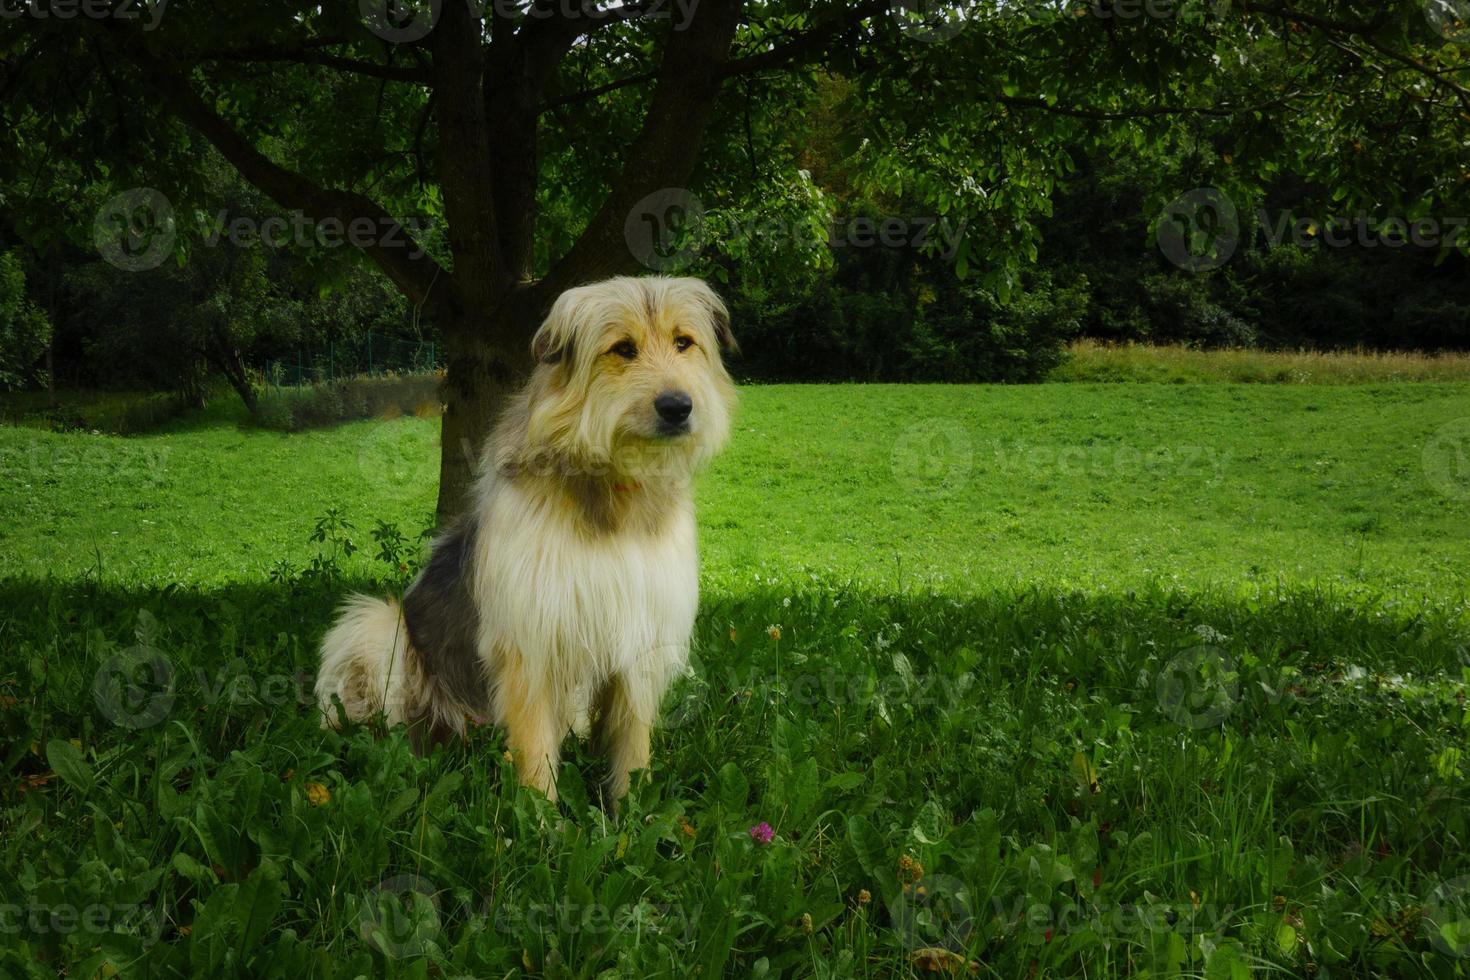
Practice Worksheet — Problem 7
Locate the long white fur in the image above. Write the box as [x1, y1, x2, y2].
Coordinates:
[474, 476, 700, 734]
[314, 595, 424, 725]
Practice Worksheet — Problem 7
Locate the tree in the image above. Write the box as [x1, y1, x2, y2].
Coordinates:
[3, 0, 1466, 519]
[0, 250, 51, 391]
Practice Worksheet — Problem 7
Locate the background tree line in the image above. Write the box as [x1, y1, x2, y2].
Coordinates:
[5, 0, 1469, 517]
[4, 139, 1467, 398]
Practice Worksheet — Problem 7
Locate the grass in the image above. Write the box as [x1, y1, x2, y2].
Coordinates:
[0, 388, 192, 435]
[1052, 340, 1470, 384]
[2, 381, 1469, 977]
[251, 373, 444, 432]
[3, 384, 1468, 593]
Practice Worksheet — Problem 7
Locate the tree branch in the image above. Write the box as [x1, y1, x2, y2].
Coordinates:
[540, 68, 657, 112]
[720, 0, 887, 78]
[542, 0, 744, 294]
[1238, 0, 1470, 110]
[126, 49, 447, 312]
[990, 90, 1306, 120]
[200, 44, 430, 84]
[433, 0, 505, 310]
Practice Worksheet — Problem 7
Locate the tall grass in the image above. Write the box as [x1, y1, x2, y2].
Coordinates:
[251, 372, 443, 431]
[1051, 339, 1470, 383]
[0, 388, 192, 434]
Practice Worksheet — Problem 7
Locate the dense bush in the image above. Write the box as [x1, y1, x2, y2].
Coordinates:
[0, 250, 51, 391]
[252, 373, 442, 431]
[723, 232, 1084, 383]
[6, 155, 1470, 404]
[1040, 151, 1470, 352]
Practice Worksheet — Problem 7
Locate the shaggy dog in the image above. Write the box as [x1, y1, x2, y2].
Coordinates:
[315, 276, 737, 802]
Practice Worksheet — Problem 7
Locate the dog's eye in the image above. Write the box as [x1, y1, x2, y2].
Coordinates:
[673, 336, 694, 352]
[609, 341, 638, 360]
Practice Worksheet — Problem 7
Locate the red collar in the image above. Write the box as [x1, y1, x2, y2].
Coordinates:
[613, 481, 641, 493]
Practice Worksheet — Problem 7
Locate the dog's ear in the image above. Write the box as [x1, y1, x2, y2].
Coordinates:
[531, 328, 573, 367]
[531, 293, 577, 367]
[689, 280, 738, 354]
[710, 300, 739, 354]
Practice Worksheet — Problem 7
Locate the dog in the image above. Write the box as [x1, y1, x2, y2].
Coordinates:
[314, 275, 737, 803]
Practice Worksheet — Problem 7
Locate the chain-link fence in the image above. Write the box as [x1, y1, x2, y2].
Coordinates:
[263, 334, 441, 388]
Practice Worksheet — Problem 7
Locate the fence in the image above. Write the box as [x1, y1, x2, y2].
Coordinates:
[263, 334, 441, 387]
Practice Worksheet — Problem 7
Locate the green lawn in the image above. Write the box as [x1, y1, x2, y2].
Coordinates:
[2, 383, 1469, 977]
[4, 383, 1470, 593]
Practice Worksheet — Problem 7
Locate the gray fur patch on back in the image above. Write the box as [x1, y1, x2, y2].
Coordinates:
[402, 518, 490, 718]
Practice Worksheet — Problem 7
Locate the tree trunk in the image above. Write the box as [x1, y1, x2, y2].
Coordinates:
[205, 339, 258, 416]
[44, 244, 56, 406]
[434, 292, 541, 524]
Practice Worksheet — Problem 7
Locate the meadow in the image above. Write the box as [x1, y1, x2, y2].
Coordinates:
[2, 380, 1469, 977]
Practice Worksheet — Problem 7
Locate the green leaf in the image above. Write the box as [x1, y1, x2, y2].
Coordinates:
[172, 851, 220, 886]
[911, 800, 948, 845]
[716, 761, 748, 813]
[383, 785, 421, 825]
[847, 815, 887, 882]
[236, 862, 285, 956]
[788, 757, 820, 821]
[826, 771, 866, 792]
[46, 739, 93, 793]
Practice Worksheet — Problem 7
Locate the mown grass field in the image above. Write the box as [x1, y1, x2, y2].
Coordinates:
[2, 381, 1469, 978]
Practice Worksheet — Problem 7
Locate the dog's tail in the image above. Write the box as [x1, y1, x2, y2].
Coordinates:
[315, 595, 427, 728]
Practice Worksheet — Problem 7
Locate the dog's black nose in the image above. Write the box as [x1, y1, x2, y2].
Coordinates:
[654, 391, 693, 424]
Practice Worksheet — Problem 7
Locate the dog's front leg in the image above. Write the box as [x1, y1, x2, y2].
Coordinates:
[590, 673, 651, 805]
[501, 658, 563, 802]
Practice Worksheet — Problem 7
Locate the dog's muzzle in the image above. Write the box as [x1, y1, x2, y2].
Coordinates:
[654, 390, 692, 435]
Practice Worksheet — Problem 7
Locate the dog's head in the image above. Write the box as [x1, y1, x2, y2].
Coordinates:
[525, 276, 738, 480]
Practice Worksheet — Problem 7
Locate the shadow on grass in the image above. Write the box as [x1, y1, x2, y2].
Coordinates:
[2, 573, 1465, 715]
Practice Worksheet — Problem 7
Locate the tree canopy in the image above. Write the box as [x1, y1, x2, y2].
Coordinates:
[3, 0, 1467, 515]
